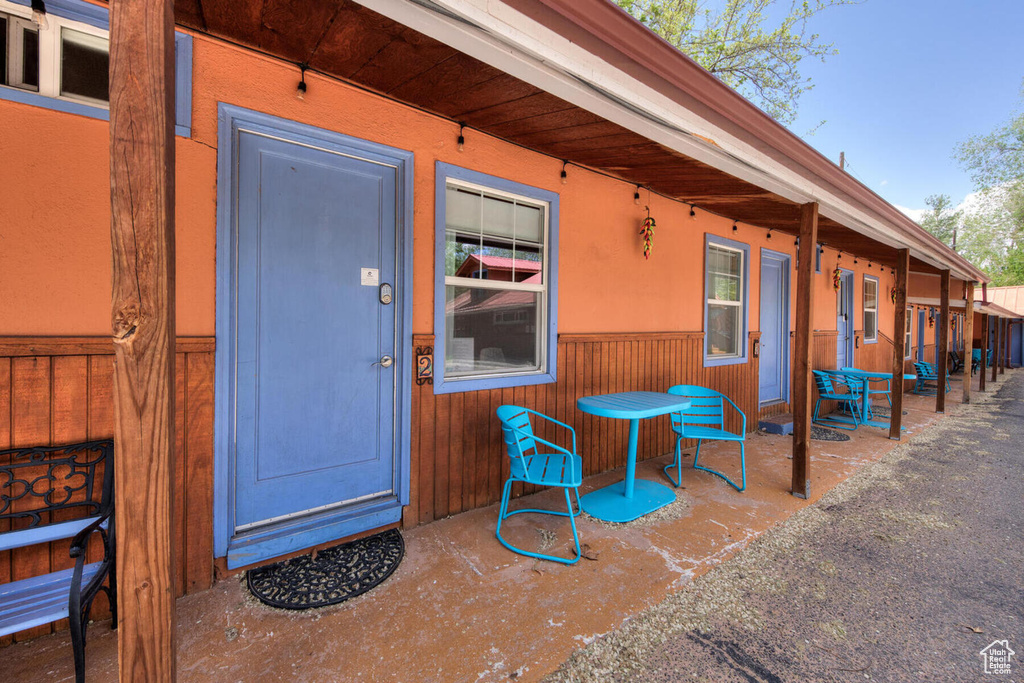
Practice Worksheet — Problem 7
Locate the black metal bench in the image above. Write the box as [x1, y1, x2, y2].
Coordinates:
[0, 440, 116, 683]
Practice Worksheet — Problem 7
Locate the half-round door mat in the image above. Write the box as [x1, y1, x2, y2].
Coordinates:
[246, 529, 404, 610]
[811, 426, 851, 442]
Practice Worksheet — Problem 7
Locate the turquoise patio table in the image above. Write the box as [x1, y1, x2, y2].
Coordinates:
[826, 369, 916, 430]
[576, 391, 691, 523]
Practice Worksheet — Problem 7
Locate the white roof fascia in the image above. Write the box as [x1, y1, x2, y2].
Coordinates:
[358, 0, 976, 279]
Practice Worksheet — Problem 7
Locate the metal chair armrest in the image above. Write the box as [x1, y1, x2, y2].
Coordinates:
[722, 394, 747, 435]
[521, 408, 577, 455]
[70, 512, 111, 559]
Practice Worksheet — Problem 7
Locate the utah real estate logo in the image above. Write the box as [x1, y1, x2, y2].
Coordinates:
[980, 640, 1015, 675]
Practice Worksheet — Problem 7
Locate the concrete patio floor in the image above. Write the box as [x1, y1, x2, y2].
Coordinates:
[4, 374, 1000, 682]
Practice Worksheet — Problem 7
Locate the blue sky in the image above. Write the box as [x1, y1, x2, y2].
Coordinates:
[781, 0, 1024, 213]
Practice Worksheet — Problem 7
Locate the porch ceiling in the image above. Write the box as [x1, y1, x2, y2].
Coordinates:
[172, 0, 937, 272]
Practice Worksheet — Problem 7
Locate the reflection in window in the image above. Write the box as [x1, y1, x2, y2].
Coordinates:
[706, 243, 745, 358]
[61, 28, 108, 103]
[443, 182, 548, 381]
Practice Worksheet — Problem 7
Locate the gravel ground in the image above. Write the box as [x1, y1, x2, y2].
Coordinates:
[547, 371, 1023, 683]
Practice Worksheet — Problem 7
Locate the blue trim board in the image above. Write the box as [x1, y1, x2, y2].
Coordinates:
[863, 274, 879, 344]
[0, 1, 192, 137]
[433, 161, 560, 395]
[174, 33, 193, 137]
[704, 233, 751, 367]
[213, 104, 415, 561]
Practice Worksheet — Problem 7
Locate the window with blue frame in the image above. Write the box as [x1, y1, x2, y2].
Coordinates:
[434, 162, 559, 394]
[0, 0, 191, 136]
[704, 234, 749, 366]
[863, 275, 878, 343]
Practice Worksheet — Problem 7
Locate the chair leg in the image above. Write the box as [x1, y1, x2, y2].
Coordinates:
[663, 435, 684, 487]
[495, 478, 582, 565]
[692, 439, 746, 492]
[564, 488, 582, 563]
[70, 594, 86, 683]
[495, 478, 513, 542]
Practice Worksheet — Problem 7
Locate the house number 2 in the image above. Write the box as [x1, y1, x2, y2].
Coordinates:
[416, 346, 433, 386]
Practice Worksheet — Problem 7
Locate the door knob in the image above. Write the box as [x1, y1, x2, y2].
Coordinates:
[373, 355, 394, 368]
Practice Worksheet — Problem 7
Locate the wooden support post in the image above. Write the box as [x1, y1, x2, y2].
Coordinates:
[963, 283, 975, 404]
[109, 0, 177, 680]
[889, 249, 910, 440]
[979, 314, 988, 392]
[791, 203, 817, 499]
[936, 270, 950, 413]
[992, 316, 1001, 383]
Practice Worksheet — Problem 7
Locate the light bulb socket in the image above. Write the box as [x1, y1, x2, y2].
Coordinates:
[457, 134, 465, 152]
[689, 205, 697, 220]
[296, 64, 308, 100]
[560, 162, 568, 185]
[732, 222, 738, 232]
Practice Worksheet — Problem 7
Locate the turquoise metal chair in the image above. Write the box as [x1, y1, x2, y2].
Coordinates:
[664, 385, 746, 492]
[840, 366, 891, 419]
[913, 361, 951, 395]
[813, 371, 862, 431]
[971, 349, 993, 375]
[495, 406, 583, 565]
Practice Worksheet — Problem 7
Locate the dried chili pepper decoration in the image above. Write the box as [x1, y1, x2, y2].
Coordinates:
[890, 286, 897, 304]
[832, 267, 842, 291]
[639, 208, 656, 260]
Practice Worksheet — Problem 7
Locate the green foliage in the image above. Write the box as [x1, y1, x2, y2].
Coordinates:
[953, 79, 1024, 286]
[615, 0, 859, 123]
[919, 194, 961, 249]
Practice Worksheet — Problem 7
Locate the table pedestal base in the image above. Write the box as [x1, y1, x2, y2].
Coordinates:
[580, 479, 675, 523]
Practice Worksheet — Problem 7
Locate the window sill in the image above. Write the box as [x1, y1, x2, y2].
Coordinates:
[704, 354, 748, 368]
[863, 338, 878, 345]
[434, 370, 556, 395]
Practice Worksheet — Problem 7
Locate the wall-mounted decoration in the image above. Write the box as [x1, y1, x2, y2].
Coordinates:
[416, 346, 433, 386]
[639, 207, 656, 259]
[832, 267, 842, 291]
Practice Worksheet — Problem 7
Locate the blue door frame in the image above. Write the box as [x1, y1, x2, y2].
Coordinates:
[213, 105, 414, 568]
[758, 249, 790, 405]
[836, 269, 854, 368]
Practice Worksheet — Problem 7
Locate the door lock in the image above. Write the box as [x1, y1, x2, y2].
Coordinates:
[373, 355, 394, 369]
[379, 283, 393, 305]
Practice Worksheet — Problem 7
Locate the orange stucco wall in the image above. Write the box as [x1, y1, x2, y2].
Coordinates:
[0, 100, 216, 336]
[3, 30, 945, 352]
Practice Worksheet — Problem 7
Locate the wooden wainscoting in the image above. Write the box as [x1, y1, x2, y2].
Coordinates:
[0, 337, 215, 643]
[406, 331, 761, 527]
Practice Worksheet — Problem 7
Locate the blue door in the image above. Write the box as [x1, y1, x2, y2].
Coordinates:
[217, 108, 412, 567]
[759, 250, 789, 404]
[836, 270, 854, 368]
[917, 309, 926, 361]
